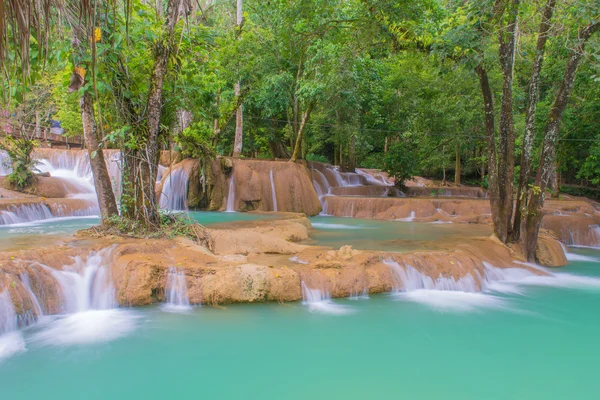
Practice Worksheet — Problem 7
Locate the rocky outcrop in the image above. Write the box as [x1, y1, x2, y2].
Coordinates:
[159, 150, 184, 167]
[322, 196, 493, 223]
[161, 158, 322, 215]
[0, 176, 88, 199]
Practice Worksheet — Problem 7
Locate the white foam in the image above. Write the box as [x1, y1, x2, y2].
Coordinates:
[394, 290, 508, 313]
[31, 309, 138, 347]
[301, 282, 354, 315]
[564, 252, 599, 262]
[0, 332, 27, 363]
[289, 256, 309, 264]
[161, 267, 192, 313]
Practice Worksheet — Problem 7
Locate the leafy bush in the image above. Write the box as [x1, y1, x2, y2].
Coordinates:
[560, 185, 600, 201]
[176, 122, 216, 159]
[306, 153, 330, 163]
[382, 141, 420, 188]
[0, 137, 38, 190]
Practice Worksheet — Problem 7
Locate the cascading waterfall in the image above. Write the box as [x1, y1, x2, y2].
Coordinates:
[226, 174, 236, 212]
[19, 273, 44, 319]
[310, 162, 396, 215]
[383, 259, 507, 312]
[270, 170, 278, 212]
[157, 165, 167, 183]
[384, 259, 479, 292]
[0, 204, 54, 225]
[0, 150, 10, 176]
[301, 281, 353, 315]
[396, 211, 416, 222]
[50, 248, 117, 313]
[161, 267, 192, 312]
[159, 167, 190, 211]
[0, 290, 26, 361]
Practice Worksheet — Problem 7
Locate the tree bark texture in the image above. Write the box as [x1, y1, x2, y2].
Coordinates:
[290, 104, 314, 162]
[495, 0, 520, 243]
[523, 21, 600, 261]
[232, 0, 244, 157]
[122, 0, 181, 227]
[80, 92, 118, 223]
[512, 0, 556, 242]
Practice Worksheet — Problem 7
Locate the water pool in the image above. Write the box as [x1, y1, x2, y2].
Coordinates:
[1, 247, 599, 400]
[306, 215, 492, 251]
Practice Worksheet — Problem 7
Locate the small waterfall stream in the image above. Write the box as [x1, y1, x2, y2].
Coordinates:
[301, 281, 353, 315]
[226, 175, 236, 212]
[159, 168, 190, 211]
[270, 170, 278, 212]
[19, 273, 44, 318]
[0, 290, 26, 361]
[50, 248, 117, 313]
[161, 267, 192, 313]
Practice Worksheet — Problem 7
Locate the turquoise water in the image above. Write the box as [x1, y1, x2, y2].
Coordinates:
[307, 215, 491, 251]
[1, 247, 599, 399]
[0, 212, 274, 251]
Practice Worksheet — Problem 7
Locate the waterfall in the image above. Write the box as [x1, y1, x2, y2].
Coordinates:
[19, 273, 44, 318]
[396, 211, 416, 222]
[301, 281, 353, 315]
[157, 165, 167, 183]
[0, 150, 10, 176]
[270, 170, 278, 212]
[0, 204, 54, 225]
[0, 290, 26, 362]
[226, 174, 236, 212]
[159, 167, 190, 211]
[385, 260, 479, 292]
[161, 267, 192, 313]
[50, 248, 117, 313]
[0, 291, 18, 336]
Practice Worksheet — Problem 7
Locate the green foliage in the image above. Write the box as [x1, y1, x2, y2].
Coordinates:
[560, 185, 600, 201]
[177, 123, 216, 159]
[306, 153, 330, 163]
[382, 140, 420, 188]
[0, 137, 37, 189]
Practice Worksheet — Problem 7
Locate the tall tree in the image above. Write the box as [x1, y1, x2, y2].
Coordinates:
[232, 0, 244, 157]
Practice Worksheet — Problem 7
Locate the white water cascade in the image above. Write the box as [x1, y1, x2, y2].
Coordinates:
[0, 203, 54, 225]
[0, 149, 125, 226]
[309, 162, 398, 216]
[161, 267, 192, 313]
[226, 174, 236, 212]
[0, 150, 10, 176]
[159, 168, 190, 211]
[270, 170, 278, 212]
[50, 248, 117, 313]
[29, 247, 137, 347]
[0, 290, 26, 362]
[301, 281, 353, 315]
[19, 273, 44, 321]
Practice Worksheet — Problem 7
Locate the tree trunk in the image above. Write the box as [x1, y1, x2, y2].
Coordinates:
[269, 136, 291, 159]
[122, 0, 181, 228]
[495, 0, 520, 243]
[550, 162, 560, 198]
[80, 92, 118, 223]
[441, 145, 446, 184]
[290, 104, 314, 162]
[475, 64, 503, 238]
[512, 0, 556, 242]
[523, 21, 600, 261]
[384, 136, 389, 153]
[454, 143, 461, 186]
[232, 0, 244, 157]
